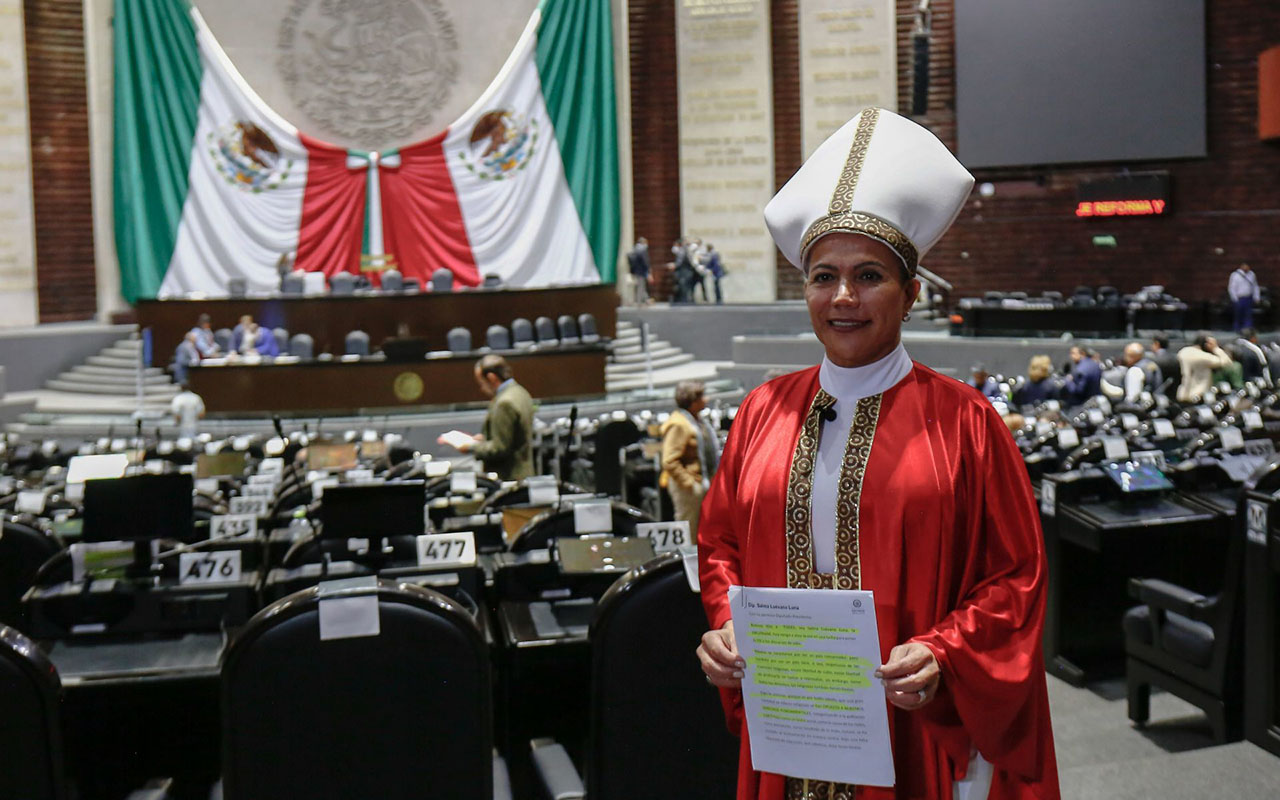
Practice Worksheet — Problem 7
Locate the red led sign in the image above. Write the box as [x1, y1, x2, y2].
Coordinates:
[1075, 199, 1167, 218]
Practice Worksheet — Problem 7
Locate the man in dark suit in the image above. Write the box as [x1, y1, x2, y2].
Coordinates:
[627, 237, 651, 305]
[439, 354, 534, 480]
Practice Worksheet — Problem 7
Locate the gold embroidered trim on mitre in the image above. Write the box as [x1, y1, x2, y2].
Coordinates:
[799, 107, 920, 276]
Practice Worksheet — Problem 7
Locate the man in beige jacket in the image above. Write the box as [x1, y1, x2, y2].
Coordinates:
[1176, 334, 1233, 402]
[660, 380, 718, 535]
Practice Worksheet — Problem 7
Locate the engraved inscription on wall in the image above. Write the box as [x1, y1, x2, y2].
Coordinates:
[0, 1, 37, 326]
[277, 0, 459, 148]
[799, 0, 897, 158]
[676, 0, 775, 302]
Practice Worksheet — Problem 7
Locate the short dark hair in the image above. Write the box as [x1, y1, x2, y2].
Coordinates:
[675, 380, 705, 410]
[475, 354, 511, 381]
[1152, 333, 1169, 349]
[1194, 332, 1211, 348]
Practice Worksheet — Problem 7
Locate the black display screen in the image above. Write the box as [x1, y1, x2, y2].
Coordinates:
[319, 481, 426, 540]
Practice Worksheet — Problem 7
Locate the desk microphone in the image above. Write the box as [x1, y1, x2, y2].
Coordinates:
[820, 407, 837, 423]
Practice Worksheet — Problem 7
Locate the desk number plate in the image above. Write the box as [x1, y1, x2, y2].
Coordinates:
[210, 514, 258, 540]
[179, 550, 243, 585]
[240, 484, 274, 498]
[636, 520, 692, 552]
[1246, 500, 1268, 546]
[1040, 482, 1056, 518]
[416, 531, 476, 568]
[229, 496, 270, 517]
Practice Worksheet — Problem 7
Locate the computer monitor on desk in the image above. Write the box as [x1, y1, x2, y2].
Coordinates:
[319, 481, 426, 539]
[82, 473, 195, 544]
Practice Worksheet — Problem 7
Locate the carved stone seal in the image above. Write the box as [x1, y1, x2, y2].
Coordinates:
[278, 0, 459, 146]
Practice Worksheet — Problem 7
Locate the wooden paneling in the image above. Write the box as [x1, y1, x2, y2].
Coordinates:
[137, 284, 619, 363]
[24, 0, 96, 321]
[188, 346, 607, 415]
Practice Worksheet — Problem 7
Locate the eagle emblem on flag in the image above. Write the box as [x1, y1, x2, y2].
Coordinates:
[459, 109, 538, 181]
[209, 120, 293, 193]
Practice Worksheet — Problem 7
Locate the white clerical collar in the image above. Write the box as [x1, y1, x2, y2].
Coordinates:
[819, 342, 913, 401]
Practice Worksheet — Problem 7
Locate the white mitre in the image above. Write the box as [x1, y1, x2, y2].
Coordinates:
[764, 107, 975, 276]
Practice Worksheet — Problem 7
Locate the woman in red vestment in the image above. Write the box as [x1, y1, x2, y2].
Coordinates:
[695, 108, 1060, 800]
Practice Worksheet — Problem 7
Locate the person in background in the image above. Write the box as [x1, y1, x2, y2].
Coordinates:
[438, 355, 534, 480]
[690, 238, 710, 303]
[239, 321, 279, 357]
[1177, 333, 1233, 402]
[627, 237, 651, 305]
[704, 243, 725, 304]
[660, 380, 717, 536]
[173, 331, 201, 384]
[1119, 341, 1161, 403]
[968, 363, 1002, 400]
[1150, 333, 1180, 397]
[189, 313, 220, 357]
[1063, 345, 1102, 404]
[1228, 262, 1260, 332]
[232, 314, 254, 352]
[170, 381, 205, 439]
[1235, 327, 1273, 386]
[1014, 354, 1057, 406]
[672, 239, 695, 304]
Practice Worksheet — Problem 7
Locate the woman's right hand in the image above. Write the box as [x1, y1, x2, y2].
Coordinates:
[697, 620, 744, 688]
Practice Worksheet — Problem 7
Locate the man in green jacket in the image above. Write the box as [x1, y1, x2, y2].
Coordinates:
[440, 354, 535, 480]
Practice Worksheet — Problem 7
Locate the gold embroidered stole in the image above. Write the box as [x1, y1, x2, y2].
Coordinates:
[782, 388, 883, 800]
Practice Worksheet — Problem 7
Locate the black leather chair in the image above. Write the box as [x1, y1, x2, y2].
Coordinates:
[530, 553, 738, 800]
[0, 520, 60, 630]
[511, 318, 535, 349]
[0, 625, 66, 800]
[226, 278, 247, 298]
[431, 268, 455, 292]
[289, 333, 314, 359]
[534, 316, 559, 347]
[557, 315, 581, 345]
[330, 272, 356, 295]
[220, 579, 506, 800]
[281, 272, 305, 296]
[577, 313, 600, 344]
[447, 326, 473, 353]
[344, 330, 370, 356]
[487, 324, 511, 351]
[510, 501, 652, 553]
[480, 480, 588, 512]
[213, 328, 234, 353]
[272, 327, 289, 356]
[1124, 476, 1252, 742]
[380, 269, 403, 292]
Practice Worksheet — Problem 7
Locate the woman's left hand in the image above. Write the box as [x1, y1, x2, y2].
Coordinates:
[875, 642, 940, 710]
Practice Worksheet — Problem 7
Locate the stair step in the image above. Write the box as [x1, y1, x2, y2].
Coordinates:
[87, 354, 142, 369]
[606, 352, 694, 374]
[70, 364, 167, 378]
[611, 345, 680, 364]
[61, 369, 173, 387]
[46, 378, 179, 397]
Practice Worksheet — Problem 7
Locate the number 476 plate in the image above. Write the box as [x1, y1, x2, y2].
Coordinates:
[636, 520, 693, 553]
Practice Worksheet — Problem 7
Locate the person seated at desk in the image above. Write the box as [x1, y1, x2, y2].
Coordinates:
[173, 331, 201, 383]
[1177, 334, 1233, 403]
[1014, 354, 1057, 406]
[237, 321, 279, 358]
[968, 363, 1003, 400]
[190, 313, 220, 357]
[1063, 345, 1102, 404]
[1235, 327, 1273, 387]
[1102, 342, 1161, 404]
[437, 354, 534, 480]
[232, 314, 253, 352]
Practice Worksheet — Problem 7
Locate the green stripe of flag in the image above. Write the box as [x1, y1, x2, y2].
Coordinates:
[535, 0, 621, 283]
[113, 0, 202, 303]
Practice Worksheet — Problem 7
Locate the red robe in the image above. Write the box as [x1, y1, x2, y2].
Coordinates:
[699, 364, 1060, 800]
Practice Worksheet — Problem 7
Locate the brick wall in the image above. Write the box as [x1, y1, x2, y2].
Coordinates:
[24, 0, 96, 321]
[629, 0, 1280, 303]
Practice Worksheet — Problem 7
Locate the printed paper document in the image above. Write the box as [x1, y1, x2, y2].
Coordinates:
[729, 585, 894, 787]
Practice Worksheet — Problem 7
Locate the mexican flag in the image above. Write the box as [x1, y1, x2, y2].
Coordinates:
[114, 0, 619, 302]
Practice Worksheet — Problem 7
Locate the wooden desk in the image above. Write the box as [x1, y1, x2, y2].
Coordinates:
[139, 283, 619, 358]
[188, 346, 607, 414]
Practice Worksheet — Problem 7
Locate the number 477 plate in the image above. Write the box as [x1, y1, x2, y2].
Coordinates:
[415, 531, 477, 569]
[636, 520, 693, 553]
